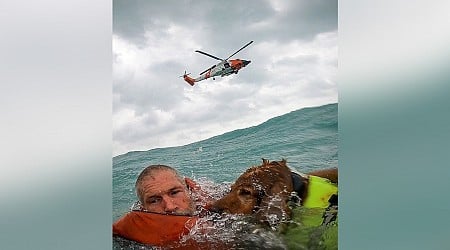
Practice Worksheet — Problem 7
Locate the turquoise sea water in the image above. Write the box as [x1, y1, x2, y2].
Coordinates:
[113, 103, 338, 249]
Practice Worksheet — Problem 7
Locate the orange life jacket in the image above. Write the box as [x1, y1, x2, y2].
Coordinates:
[113, 211, 198, 246]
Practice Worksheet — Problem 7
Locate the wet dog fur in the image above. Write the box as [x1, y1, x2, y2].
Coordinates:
[210, 159, 338, 226]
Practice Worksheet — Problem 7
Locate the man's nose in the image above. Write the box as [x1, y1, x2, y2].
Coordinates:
[162, 196, 178, 212]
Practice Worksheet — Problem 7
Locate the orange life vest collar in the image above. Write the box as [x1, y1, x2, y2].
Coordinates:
[113, 211, 197, 246]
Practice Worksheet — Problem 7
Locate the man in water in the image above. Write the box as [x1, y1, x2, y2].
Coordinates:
[134, 164, 196, 215]
[113, 164, 211, 246]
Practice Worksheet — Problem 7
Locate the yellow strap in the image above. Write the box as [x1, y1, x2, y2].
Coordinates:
[303, 175, 338, 208]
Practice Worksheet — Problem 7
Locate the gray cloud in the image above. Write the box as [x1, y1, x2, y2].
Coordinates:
[113, 0, 337, 156]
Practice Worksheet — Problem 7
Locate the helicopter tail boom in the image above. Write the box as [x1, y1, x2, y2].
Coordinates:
[183, 74, 196, 86]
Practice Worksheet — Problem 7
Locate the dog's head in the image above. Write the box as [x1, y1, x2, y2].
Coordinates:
[210, 159, 294, 225]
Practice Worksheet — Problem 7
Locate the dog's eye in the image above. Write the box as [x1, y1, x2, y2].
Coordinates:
[238, 189, 252, 196]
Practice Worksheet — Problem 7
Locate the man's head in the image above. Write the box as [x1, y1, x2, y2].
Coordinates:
[135, 165, 194, 216]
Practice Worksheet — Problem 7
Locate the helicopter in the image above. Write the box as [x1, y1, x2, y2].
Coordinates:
[182, 41, 253, 86]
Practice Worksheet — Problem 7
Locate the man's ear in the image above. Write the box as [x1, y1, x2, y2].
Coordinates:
[184, 177, 200, 191]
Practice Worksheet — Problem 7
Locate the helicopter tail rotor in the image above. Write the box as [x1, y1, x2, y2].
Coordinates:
[180, 70, 195, 86]
[179, 70, 191, 77]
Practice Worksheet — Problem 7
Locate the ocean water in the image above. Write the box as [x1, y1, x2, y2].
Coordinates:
[113, 103, 338, 249]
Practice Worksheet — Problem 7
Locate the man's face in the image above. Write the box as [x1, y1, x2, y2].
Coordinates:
[139, 170, 194, 215]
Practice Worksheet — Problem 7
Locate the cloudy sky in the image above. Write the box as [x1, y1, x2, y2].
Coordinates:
[113, 0, 338, 156]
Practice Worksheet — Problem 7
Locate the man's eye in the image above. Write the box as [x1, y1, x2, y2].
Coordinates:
[170, 190, 182, 196]
[148, 198, 161, 204]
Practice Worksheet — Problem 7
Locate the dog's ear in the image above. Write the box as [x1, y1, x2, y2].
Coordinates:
[267, 181, 291, 214]
[254, 182, 291, 226]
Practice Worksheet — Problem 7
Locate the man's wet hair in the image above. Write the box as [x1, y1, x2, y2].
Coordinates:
[135, 165, 185, 203]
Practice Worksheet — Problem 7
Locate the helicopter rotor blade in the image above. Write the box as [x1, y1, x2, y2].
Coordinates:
[195, 50, 223, 61]
[225, 40, 253, 60]
[199, 65, 215, 75]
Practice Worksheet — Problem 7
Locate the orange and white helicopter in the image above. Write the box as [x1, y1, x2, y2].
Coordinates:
[182, 41, 253, 86]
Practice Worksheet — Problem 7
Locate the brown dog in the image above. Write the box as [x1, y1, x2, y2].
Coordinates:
[210, 159, 338, 225]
